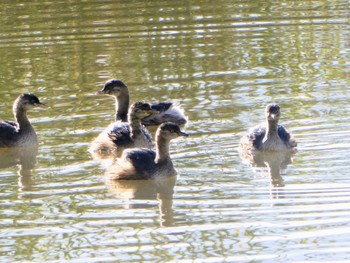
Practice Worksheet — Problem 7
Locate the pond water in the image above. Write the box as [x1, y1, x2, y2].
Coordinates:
[1, 0, 350, 262]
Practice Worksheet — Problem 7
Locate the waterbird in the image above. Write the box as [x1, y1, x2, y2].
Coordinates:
[0, 93, 46, 147]
[240, 104, 297, 152]
[97, 79, 188, 126]
[106, 122, 188, 180]
[90, 101, 157, 158]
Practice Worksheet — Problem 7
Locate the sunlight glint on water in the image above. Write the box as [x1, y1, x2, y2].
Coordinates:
[0, 0, 350, 262]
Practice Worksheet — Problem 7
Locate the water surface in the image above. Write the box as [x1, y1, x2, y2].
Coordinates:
[1, 0, 350, 262]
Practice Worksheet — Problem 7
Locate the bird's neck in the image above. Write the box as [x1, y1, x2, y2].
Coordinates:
[155, 136, 170, 163]
[14, 105, 33, 131]
[115, 93, 129, 122]
[266, 119, 279, 136]
[128, 114, 143, 140]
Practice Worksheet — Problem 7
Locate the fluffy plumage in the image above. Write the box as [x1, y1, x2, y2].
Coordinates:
[0, 93, 46, 147]
[90, 101, 155, 158]
[106, 122, 188, 180]
[240, 104, 297, 152]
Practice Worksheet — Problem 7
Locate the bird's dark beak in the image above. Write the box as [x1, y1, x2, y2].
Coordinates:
[36, 102, 48, 108]
[178, 131, 189, 137]
[96, 89, 105, 95]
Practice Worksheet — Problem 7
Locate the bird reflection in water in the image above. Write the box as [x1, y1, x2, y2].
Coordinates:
[105, 175, 176, 227]
[240, 150, 296, 197]
[0, 146, 38, 190]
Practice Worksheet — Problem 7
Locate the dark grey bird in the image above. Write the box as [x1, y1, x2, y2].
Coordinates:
[106, 122, 188, 180]
[0, 93, 46, 147]
[240, 104, 297, 152]
[90, 101, 157, 158]
[97, 79, 188, 126]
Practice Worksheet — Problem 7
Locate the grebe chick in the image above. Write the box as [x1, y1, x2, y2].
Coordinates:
[90, 101, 157, 157]
[0, 93, 46, 147]
[107, 122, 188, 180]
[240, 104, 297, 152]
[98, 79, 188, 126]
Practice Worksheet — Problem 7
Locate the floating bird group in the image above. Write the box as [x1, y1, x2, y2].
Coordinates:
[0, 79, 297, 180]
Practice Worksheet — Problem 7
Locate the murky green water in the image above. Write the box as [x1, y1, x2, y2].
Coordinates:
[1, 0, 350, 262]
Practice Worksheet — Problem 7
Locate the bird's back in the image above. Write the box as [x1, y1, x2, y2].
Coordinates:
[150, 102, 173, 112]
[0, 121, 19, 147]
[142, 102, 187, 126]
[108, 122, 152, 147]
[124, 148, 157, 177]
[242, 123, 296, 151]
[107, 148, 157, 180]
[107, 122, 133, 146]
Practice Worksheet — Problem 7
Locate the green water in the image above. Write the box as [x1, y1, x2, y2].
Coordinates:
[1, 0, 350, 262]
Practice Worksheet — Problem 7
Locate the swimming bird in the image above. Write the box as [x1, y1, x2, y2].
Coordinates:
[106, 122, 188, 180]
[0, 93, 46, 147]
[90, 101, 157, 157]
[97, 79, 187, 126]
[240, 104, 297, 152]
